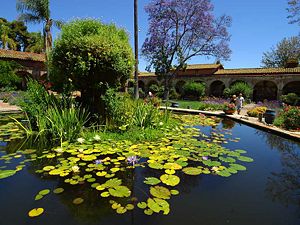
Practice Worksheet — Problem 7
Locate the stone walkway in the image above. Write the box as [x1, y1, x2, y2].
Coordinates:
[161, 105, 300, 141]
[0, 100, 21, 113]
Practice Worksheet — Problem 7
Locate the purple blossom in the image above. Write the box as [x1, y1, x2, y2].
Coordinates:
[202, 156, 209, 160]
[127, 156, 139, 165]
[95, 159, 102, 165]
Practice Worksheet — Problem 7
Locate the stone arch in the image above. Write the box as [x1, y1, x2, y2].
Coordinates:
[282, 81, 300, 96]
[138, 80, 145, 92]
[253, 81, 278, 102]
[230, 79, 248, 87]
[16, 71, 32, 90]
[147, 80, 160, 94]
[210, 80, 225, 97]
[175, 80, 186, 94]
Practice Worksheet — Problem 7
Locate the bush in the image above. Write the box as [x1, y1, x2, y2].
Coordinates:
[273, 106, 300, 130]
[280, 93, 299, 106]
[182, 82, 206, 99]
[224, 81, 253, 99]
[198, 102, 225, 111]
[50, 19, 134, 116]
[0, 61, 22, 91]
[247, 107, 267, 117]
[17, 79, 90, 142]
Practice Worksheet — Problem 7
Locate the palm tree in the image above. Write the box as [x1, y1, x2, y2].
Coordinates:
[0, 24, 17, 50]
[16, 0, 62, 52]
[133, 0, 139, 99]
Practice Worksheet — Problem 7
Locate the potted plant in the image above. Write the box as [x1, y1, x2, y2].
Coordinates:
[223, 103, 236, 114]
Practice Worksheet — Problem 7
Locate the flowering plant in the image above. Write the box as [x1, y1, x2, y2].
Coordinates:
[223, 103, 235, 111]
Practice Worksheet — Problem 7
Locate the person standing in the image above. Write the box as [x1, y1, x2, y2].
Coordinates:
[235, 93, 245, 115]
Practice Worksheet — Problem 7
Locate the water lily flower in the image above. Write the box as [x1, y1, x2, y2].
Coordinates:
[78, 148, 84, 153]
[127, 156, 139, 165]
[72, 165, 80, 173]
[212, 166, 220, 172]
[93, 135, 101, 141]
[159, 122, 163, 126]
[95, 159, 102, 165]
[77, 138, 85, 143]
[202, 156, 208, 160]
[55, 147, 64, 153]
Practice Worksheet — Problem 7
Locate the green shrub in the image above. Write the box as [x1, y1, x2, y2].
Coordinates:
[102, 88, 134, 128]
[148, 84, 160, 94]
[273, 106, 300, 130]
[182, 82, 206, 99]
[224, 81, 253, 99]
[50, 19, 134, 115]
[0, 61, 22, 91]
[198, 102, 225, 111]
[247, 107, 267, 117]
[280, 93, 299, 106]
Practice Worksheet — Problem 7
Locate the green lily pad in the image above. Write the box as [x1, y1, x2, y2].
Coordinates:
[182, 167, 202, 175]
[230, 163, 247, 171]
[170, 190, 179, 195]
[137, 202, 147, 209]
[0, 170, 16, 179]
[160, 174, 180, 186]
[144, 208, 153, 215]
[144, 177, 161, 185]
[100, 192, 110, 197]
[108, 186, 131, 198]
[28, 208, 44, 217]
[116, 207, 127, 214]
[53, 188, 64, 194]
[39, 189, 50, 196]
[34, 194, 44, 201]
[238, 156, 254, 162]
[73, 197, 84, 204]
[150, 186, 171, 199]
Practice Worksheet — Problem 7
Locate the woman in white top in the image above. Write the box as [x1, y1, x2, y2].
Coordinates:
[235, 93, 244, 115]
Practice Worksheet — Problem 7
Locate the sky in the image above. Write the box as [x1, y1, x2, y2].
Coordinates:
[0, 0, 298, 71]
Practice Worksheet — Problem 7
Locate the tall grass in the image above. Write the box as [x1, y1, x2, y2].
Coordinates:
[46, 105, 90, 144]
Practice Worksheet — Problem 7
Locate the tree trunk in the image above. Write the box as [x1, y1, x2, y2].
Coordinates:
[133, 0, 139, 99]
[163, 77, 170, 100]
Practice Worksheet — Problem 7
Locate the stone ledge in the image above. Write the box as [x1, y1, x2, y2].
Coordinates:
[160, 106, 300, 141]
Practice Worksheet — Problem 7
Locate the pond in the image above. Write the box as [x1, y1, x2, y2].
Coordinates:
[0, 115, 299, 225]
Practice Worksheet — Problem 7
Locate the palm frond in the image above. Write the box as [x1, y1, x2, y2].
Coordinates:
[18, 13, 43, 24]
[53, 20, 64, 29]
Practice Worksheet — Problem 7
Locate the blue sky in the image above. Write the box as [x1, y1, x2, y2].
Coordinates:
[0, 0, 298, 70]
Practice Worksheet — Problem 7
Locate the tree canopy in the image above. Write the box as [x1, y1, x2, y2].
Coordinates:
[0, 17, 43, 53]
[287, 0, 300, 25]
[16, 0, 63, 52]
[261, 36, 300, 68]
[142, 0, 231, 99]
[49, 19, 134, 115]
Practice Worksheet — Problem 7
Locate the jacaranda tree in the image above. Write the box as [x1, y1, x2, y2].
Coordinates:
[49, 19, 134, 116]
[142, 0, 231, 99]
[287, 0, 300, 25]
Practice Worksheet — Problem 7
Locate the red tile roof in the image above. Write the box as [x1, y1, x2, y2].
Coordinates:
[0, 49, 45, 62]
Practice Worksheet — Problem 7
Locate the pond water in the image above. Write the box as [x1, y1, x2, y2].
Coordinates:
[0, 116, 299, 225]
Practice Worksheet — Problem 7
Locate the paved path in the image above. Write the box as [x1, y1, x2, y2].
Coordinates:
[161, 105, 300, 141]
[0, 100, 21, 113]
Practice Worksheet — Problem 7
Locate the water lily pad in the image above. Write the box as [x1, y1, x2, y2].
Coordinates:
[148, 162, 164, 169]
[73, 197, 84, 204]
[104, 178, 122, 188]
[34, 194, 44, 200]
[229, 163, 246, 171]
[116, 206, 127, 214]
[144, 208, 153, 215]
[238, 156, 254, 162]
[96, 171, 107, 177]
[39, 189, 50, 196]
[150, 186, 171, 199]
[53, 188, 64, 194]
[137, 202, 147, 209]
[164, 162, 182, 170]
[217, 169, 231, 177]
[0, 170, 16, 179]
[170, 190, 179, 195]
[182, 167, 202, 175]
[28, 208, 44, 217]
[144, 177, 161, 185]
[160, 174, 180, 186]
[126, 204, 134, 210]
[108, 186, 131, 198]
[100, 192, 110, 197]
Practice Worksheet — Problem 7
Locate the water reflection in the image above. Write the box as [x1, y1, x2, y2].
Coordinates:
[255, 130, 300, 207]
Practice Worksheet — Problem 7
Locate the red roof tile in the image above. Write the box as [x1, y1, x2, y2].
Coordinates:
[0, 49, 45, 62]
